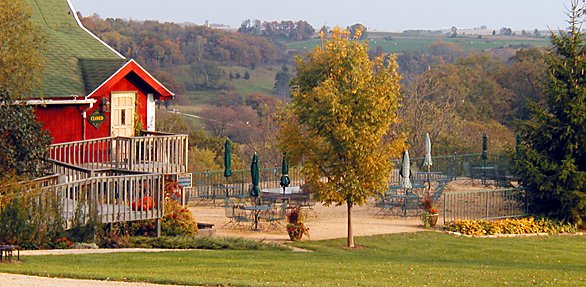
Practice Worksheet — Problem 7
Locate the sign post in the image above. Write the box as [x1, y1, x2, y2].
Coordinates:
[176, 173, 192, 205]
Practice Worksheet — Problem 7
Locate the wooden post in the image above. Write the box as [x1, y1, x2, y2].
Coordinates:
[156, 218, 161, 237]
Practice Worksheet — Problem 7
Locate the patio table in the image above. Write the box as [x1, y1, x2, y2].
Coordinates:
[242, 204, 272, 230]
[386, 193, 420, 216]
[472, 166, 496, 185]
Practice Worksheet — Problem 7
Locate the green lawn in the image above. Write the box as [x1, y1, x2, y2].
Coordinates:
[1, 232, 585, 286]
[221, 65, 278, 96]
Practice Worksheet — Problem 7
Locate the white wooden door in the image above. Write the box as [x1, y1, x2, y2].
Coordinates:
[110, 92, 136, 137]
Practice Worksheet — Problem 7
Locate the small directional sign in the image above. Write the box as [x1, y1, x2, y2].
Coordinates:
[88, 110, 106, 129]
[177, 173, 193, 188]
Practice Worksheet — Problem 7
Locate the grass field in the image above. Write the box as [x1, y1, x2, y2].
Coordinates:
[287, 35, 550, 53]
[180, 65, 279, 104]
[169, 64, 280, 129]
[221, 65, 278, 96]
[1, 232, 585, 286]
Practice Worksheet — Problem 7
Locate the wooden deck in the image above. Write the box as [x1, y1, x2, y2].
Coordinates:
[49, 133, 188, 174]
[43, 174, 165, 229]
[15, 133, 192, 229]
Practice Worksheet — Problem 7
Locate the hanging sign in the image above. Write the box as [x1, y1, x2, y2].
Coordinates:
[88, 110, 106, 129]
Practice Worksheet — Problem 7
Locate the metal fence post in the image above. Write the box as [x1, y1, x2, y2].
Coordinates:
[443, 193, 447, 224]
[486, 191, 490, 219]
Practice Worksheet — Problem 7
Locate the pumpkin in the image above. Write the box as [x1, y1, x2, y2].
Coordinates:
[130, 196, 156, 211]
[142, 196, 155, 210]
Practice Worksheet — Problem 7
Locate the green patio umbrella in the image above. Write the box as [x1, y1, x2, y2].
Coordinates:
[481, 132, 488, 185]
[223, 138, 232, 178]
[279, 156, 291, 196]
[399, 149, 412, 189]
[250, 152, 260, 198]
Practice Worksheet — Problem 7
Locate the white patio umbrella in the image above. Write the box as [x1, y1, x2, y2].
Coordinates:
[423, 133, 433, 170]
[422, 133, 433, 193]
[400, 150, 412, 189]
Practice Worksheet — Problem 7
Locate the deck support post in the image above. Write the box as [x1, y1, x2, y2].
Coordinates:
[156, 218, 161, 237]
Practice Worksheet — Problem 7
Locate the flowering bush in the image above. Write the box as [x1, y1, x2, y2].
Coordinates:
[164, 181, 182, 201]
[129, 197, 197, 237]
[286, 207, 309, 240]
[51, 237, 73, 249]
[161, 199, 198, 236]
[445, 217, 578, 236]
[420, 196, 439, 227]
[420, 196, 437, 214]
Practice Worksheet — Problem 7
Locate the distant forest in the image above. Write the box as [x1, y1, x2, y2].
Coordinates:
[81, 14, 550, 163]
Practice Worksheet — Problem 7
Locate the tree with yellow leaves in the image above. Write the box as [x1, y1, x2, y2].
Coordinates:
[0, 0, 45, 99]
[279, 27, 404, 248]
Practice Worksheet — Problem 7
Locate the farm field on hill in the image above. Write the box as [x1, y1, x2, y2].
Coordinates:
[287, 34, 550, 53]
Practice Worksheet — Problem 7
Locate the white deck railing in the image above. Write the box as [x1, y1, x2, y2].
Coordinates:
[41, 174, 165, 229]
[49, 133, 188, 174]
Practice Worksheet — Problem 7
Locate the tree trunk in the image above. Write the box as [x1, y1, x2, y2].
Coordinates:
[347, 200, 354, 248]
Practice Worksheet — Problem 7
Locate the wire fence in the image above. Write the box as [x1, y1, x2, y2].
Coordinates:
[189, 167, 304, 202]
[189, 153, 518, 208]
[442, 188, 528, 224]
[390, 153, 515, 184]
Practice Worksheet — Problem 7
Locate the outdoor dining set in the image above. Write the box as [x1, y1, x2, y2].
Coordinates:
[222, 191, 311, 230]
[376, 132, 515, 217]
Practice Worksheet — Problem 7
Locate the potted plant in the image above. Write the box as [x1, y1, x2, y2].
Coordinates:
[286, 207, 309, 241]
[420, 196, 439, 227]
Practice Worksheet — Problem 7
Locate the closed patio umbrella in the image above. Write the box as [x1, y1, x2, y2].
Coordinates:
[481, 132, 488, 185]
[223, 138, 232, 178]
[422, 133, 433, 192]
[423, 133, 433, 169]
[250, 153, 260, 199]
[279, 156, 290, 196]
[223, 138, 232, 197]
[399, 150, 412, 189]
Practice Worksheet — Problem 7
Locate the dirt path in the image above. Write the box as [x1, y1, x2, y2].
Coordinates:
[0, 273, 195, 287]
[190, 201, 423, 242]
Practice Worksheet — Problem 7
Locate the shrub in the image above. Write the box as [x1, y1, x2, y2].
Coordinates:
[50, 237, 73, 249]
[127, 198, 198, 237]
[161, 199, 198, 236]
[99, 230, 129, 248]
[444, 217, 578, 236]
[0, 180, 65, 248]
[125, 236, 286, 250]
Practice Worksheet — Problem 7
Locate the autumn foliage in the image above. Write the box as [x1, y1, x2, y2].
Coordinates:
[280, 27, 404, 247]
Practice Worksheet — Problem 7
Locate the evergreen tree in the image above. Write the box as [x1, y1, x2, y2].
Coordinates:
[273, 65, 290, 97]
[0, 90, 52, 179]
[515, 1, 586, 225]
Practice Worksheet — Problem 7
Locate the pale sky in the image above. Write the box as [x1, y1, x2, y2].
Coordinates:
[69, 0, 570, 32]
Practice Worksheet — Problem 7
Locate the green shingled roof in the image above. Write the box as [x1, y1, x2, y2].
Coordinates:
[25, 0, 127, 98]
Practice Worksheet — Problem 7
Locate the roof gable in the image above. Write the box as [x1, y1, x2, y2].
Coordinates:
[89, 60, 174, 100]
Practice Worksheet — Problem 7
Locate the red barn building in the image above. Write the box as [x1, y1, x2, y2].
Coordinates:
[25, 0, 174, 144]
